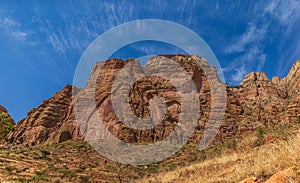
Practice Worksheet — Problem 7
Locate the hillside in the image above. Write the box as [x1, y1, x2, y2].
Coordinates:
[143, 133, 300, 182]
[0, 55, 300, 182]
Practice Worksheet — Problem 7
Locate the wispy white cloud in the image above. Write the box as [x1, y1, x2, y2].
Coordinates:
[2, 16, 20, 27]
[228, 47, 267, 84]
[0, 14, 29, 42]
[242, 47, 266, 68]
[264, 0, 300, 31]
[224, 21, 268, 84]
[224, 0, 300, 84]
[32, 1, 124, 53]
[231, 65, 247, 83]
[47, 33, 65, 52]
[263, 0, 300, 75]
[0, 1, 137, 55]
[33, 17, 85, 53]
[225, 22, 267, 53]
[274, 29, 300, 77]
[11, 31, 28, 41]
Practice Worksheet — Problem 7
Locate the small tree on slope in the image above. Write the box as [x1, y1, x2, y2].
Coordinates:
[0, 112, 14, 142]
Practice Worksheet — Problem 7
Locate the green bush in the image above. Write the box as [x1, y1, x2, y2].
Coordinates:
[39, 149, 51, 157]
[35, 170, 47, 176]
[58, 169, 77, 179]
[0, 112, 15, 141]
[77, 143, 87, 150]
[254, 126, 265, 147]
[79, 176, 90, 183]
[31, 170, 48, 181]
[4, 165, 16, 174]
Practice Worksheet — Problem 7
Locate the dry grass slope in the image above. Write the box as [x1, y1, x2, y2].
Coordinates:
[142, 132, 300, 183]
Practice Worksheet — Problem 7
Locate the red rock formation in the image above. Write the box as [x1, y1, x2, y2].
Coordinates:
[6, 56, 300, 146]
[73, 55, 222, 144]
[7, 85, 83, 145]
[239, 177, 256, 183]
[265, 167, 297, 183]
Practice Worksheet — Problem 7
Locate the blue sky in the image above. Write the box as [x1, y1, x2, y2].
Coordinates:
[0, 0, 300, 122]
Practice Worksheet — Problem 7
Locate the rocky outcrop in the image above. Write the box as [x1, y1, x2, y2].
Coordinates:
[6, 55, 300, 146]
[272, 60, 300, 97]
[227, 61, 300, 133]
[238, 168, 298, 183]
[7, 85, 83, 145]
[265, 167, 298, 183]
[239, 177, 256, 183]
[73, 55, 226, 144]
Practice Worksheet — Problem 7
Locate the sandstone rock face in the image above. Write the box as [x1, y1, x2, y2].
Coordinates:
[6, 55, 300, 146]
[231, 73, 287, 133]
[73, 55, 224, 144]
[225, 61, 300, 136]
[7, 85, 83, 145]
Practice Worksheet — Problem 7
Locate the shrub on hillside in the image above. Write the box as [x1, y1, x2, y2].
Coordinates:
[0, 112, 15, 141]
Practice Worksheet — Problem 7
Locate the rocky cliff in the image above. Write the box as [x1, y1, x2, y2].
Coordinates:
[7, 86, 82, 145]
[6, 55, 300, 146]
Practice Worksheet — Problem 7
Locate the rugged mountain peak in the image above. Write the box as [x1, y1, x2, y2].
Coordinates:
[7, 85, 83, 145]
[271, 76, 282, 85]
[271, 60, 300, 97]
[287, 60, 300, 78]
[271, 61, 300, 84]
[240, 72, 270, 86]
[285, 60, 300, 96]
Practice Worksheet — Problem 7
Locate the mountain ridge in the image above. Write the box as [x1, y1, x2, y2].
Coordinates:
[3, 55, 300, 147]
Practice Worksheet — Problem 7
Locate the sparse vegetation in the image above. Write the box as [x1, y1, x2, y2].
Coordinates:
[79, 175, 90, 183]
[17, 177, 27, 182]
[40, 149, 51, 156]
[144, 133, 300, 182]
[77, 143, 87, 150]
[0, 126, 299, 182]
[58, 168, 77, 180]
[254, 125, 265, 147]
[0, 112, 14, 141]
[4, 165, 16, 175]
[39, 149, 51, 160]
[272, 123, 290, 139]
[31, 170, 48, 181]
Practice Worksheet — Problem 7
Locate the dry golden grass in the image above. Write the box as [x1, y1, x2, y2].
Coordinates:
[141, 133, 300, 183]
